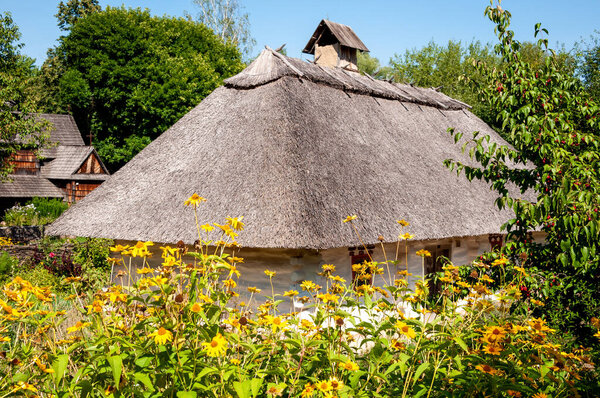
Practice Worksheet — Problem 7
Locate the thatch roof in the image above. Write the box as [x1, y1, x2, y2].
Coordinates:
[48, 48, 513, 249]
[0, 176, 65, 198]
[303, 20, 369, 54]
[41, 146, 109, 180]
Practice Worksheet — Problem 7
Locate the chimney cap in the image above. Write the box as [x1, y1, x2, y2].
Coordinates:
[302, 19, 369, 55]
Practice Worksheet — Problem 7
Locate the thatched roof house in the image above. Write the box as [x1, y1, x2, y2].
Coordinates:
[48, 21, 515, 292]
[0, 114, 110, 210]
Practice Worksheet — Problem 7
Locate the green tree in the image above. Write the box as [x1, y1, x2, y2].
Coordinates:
[55, 0, 101, 31]
[193, 0, 255, 59]
[48, 7, 243, 170]
[578, 31, 600, 103]
[357, 51, 393, 79]
[446, 4, 600, 347]
[0, 12, 49, 181]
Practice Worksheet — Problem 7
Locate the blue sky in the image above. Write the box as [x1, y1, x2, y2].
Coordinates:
[3, 0, 599, 66]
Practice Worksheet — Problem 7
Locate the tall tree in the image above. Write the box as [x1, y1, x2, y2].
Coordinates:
[193, 0, 255, 58]
[55, 0, 101, 31]
[0, 12, 49, 181]
[446, 3, 600, 346]
[48, 7, 244, 170]
[578, 31, 600, 103]
[357, 52, 393, 79]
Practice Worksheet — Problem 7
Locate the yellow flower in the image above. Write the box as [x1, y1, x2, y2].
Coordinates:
[247, 286, 262, 294]
[267, 385, 284, 396]
[223, 279, 237, 289]
[87, 300, 104, 314]
[513, 266, 528, 276]
[149, 327, 173, 345]
[283, 290, 299, 297]
[230, 358, 240, 365]
[136, 266, 154, 275]
[483, 344, 503, 355]
[475, 364, 500, 375]
[342, 215, 357, 223]
[67, 321, 91, 334]
[184, 193, 206, 207]
[190, 302, 202, 313]
[480, 274, 494, 284]
[12, 381, 37, 393]
[316, 380, 331, 392]
[130, 241, 154, 257]
[491, 257, 509, 267]
[301, 383, 314, 398]
[395, 321, 416, 339]
[35, 357, 55, 374]
[317, 293, 339, 304]
[399, 232, 414, 240]
[342, 361, 359, 371]
[329, 377, 343, 390]
[265, 315, 288, 332]
[110, 244, 129, 253]
[416, 249, 431, 257]
[532, 394, 549, 398]
[202, 332, 228, 357]
[397, 219, 410, 227]
[226, 216, 245, 231]
[300, 280, 320, 292]
[264, 269, 276, 278]
[201, 223, 215, 232]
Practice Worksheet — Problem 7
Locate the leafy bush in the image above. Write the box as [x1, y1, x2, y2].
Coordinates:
[0, 251, 18, 284]
[28, 197, 68, 222]
[3, 203, 39, 226]
[0, 197, 597, 397]
[2, 198, 68, 226]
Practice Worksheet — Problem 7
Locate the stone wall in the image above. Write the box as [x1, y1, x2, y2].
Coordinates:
[0, 226, 44, 244]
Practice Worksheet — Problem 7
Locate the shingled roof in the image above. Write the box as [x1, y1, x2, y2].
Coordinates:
[41, 146, 109, 180]
[0, 176, 64, 198]
[303, 20, 369, 54]
[48, 48, 512, 248]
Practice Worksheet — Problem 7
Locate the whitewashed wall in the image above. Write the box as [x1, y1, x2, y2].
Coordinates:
[110, 234, 500, 302]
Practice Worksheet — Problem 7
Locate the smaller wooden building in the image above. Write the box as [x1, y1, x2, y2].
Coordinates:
[0, 114, 110, 210]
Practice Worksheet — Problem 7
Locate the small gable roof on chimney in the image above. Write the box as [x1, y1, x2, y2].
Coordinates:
[302, 19, 369, 55]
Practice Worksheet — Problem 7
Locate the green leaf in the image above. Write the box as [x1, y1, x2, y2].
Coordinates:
[52, 354, 69, 385]
[412, 362, 429, 385]
[176, 392, 197, 398]
[453, 336, 469, 353]
[134, 372, 155, 391]
[107, 356, 123, 388]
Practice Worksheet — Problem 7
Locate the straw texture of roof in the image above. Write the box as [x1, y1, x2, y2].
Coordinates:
[48, 49, 513, 249]
[303, 20, 369, 54]
[0, 176, 65, 198]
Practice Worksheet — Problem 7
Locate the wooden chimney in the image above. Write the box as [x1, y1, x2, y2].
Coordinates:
[302, 20, 369, 71]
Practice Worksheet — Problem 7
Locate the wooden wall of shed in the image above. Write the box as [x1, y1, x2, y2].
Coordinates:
[65, 181, 102, 203]
[77, 153, 104, 174]
[9, 150, 38, 175]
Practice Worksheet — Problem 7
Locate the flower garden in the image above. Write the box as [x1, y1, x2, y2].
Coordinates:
[0, 195, 599, 397]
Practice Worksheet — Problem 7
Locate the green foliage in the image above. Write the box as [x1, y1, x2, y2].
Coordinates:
[29, 197, 69, 221]
[2, 198, 68, 226]
[445, 4, 600, 346]
[357, 52, 393, 79]
[0, 251, 18, 284]
[55, 0, 101, 31]
[577, 30, 600, 103]
[0, 12, 51, 180]
[192, 0, 255, 59]
[41, 7, 244, 170]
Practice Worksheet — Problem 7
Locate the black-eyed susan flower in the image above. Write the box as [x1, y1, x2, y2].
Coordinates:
[416, 249, 431, 257]
[226, 216, 245, 231]
[149, 327, 173, 345]
[395, 321, 416, 339]
[483, 344, 503, 355]
[315, 380, 331, 393]
[190, 302, 202, 313]
[67, 321, 91, 334]
[202, 332, 228, 357]
[184, 193, 206, 207]
[300, 383, 314, 397]
[264, 269, 276, 278]
[247, 286, 262, 294]
[130, 241, 154, 257]
[342, 215, 357, 223]
[342, 361, 359, 371]
[12, 381, 37, 393]
[283, 290, 298, 297]
[475, 364, 500, 375]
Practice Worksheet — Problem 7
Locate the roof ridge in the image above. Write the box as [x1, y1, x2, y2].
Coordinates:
[224, 49, 470, 110]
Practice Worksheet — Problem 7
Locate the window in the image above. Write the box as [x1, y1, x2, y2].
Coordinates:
[348, 246, 374, 287]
